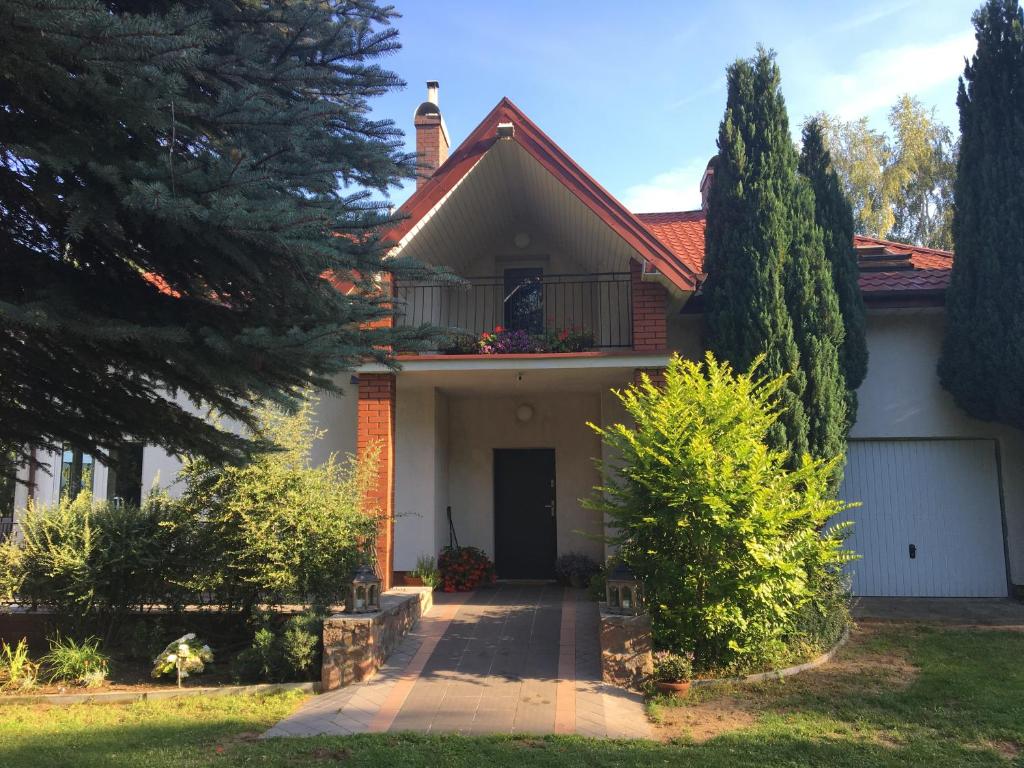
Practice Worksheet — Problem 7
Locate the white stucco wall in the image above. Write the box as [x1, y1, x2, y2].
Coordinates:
[850, 310, 1024, 585]
[443, 392, 605, 564]
[393, 384, 447, 571]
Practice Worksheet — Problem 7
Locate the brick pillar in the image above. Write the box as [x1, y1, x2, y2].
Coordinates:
[630, 259, 667, 352]
[358, 373, 396, 590]
[632, 367, 666, 388]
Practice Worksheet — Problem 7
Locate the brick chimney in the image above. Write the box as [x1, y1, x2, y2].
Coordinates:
[414, 81, 450, 189]
[699, 157, 716, 210]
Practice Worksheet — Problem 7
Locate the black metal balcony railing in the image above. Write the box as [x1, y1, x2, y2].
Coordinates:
[395, 272, 633, 349]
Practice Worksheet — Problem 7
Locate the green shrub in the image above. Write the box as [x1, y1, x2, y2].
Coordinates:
[5, 490, 191, 628]
[233, 611, 323, 683]
[0, 638, 38, 690]
[588, 353, 855, 672]
[412, 555, 440, 589]
[121, 618, 168, 662]
[41, 635, 109, 687]
[788, 566, 852, 654]
[178, 396, 379, 611]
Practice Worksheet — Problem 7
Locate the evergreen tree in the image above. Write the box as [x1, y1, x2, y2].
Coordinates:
[704, 48, 808, 459]
[785, 176, 848, 474]
[939, 0, 1024, 428]
[800, 120, 869, 426]
[0, 1, 433, 472]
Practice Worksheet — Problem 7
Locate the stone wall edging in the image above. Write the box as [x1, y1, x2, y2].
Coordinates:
[692, 627, 851, 688]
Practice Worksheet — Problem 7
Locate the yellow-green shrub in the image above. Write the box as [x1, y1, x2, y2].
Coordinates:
[588, 353, 855, 671]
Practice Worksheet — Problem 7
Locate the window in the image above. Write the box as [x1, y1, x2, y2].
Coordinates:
[106, 443, 144, 508]
[60, 447, 94, 500]
[503, 268, 544, 334]
[1, 452, 16, 521]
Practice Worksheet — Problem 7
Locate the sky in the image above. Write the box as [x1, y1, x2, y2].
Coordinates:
[371, 0, 980, 213]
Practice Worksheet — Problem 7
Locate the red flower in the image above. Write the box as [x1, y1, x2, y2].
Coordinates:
[494, 325, 504, 333]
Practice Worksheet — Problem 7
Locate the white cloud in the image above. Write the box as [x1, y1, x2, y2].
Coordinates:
[813, 31, 975, 119]
[829, 1, 919, 33]
[619, 157, 709, 213]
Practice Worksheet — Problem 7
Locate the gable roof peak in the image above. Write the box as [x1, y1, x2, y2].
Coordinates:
[388, 96, 698, 291]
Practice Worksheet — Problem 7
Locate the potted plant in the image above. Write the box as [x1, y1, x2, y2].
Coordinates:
[653, 651, 693, 696]
[554, 553, 601, 589]
[411, 554, 441, 590]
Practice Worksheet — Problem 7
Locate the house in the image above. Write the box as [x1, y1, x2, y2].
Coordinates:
[7, 83, 1023, 600]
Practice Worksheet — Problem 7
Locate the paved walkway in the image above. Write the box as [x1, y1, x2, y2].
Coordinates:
[853, 597, 1024, 625]
[265, 583, 650, 739]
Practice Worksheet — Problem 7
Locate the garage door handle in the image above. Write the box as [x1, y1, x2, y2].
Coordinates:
[909, 544, 917, 559]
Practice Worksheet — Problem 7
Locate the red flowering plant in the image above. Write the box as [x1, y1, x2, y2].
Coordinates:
[473, 325, 595, 354]
[478, 326, 538, 354]
[438, 546, 496, 592]
[540, 326, 595, 353]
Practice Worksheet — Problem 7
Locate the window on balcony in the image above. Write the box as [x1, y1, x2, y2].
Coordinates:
[503, 268, 544, 334]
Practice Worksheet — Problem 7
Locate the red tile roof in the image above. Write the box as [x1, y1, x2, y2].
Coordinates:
[635, 209, 952, 297]
[634, 211, 706, 275]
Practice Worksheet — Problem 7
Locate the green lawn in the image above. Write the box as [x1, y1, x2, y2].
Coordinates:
[1, 624, 1022, 767]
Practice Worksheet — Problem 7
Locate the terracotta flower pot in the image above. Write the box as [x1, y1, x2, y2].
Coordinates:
[655, 680, 692, 697]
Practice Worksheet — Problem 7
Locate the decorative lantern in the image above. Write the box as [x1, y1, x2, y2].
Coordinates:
[347, 564, 381, 613]
[605, 562, 644, 616]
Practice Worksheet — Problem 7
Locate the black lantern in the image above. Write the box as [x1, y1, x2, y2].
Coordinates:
[605, 562, 644, 615]
[347, 564, 381, 613]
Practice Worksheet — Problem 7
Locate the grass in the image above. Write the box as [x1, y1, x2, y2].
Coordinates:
[1, 624, 1023, 767]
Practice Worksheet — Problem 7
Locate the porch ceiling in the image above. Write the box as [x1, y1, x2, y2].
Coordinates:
[378, 353, 668, 395]
[392, 140, 644, 277]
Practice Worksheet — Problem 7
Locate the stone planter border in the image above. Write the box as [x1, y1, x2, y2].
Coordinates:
[0, 680, 320, 706]
[691, 628, 851, 688]
[321, 587, 433, 690]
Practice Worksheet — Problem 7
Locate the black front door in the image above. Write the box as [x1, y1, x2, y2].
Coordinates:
[494, 449, 557, 579]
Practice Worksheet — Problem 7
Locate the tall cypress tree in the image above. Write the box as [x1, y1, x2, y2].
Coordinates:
[0, 1, 433, 470]
[704, 48, 809, 459]
[939, 0, 1024, 428]
[785, 176, 848, 473]
[799, 119, 868, 426]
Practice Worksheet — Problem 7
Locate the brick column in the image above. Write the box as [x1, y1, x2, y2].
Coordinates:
[632, 367, 666, 388]
[630, 259, 667, 352]
[358, 373, 396, 590]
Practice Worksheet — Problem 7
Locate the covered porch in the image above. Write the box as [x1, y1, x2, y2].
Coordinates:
[357, 354, 667, 586]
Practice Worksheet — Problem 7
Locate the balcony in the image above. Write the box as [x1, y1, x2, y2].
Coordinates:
[395, 271, 633, 352]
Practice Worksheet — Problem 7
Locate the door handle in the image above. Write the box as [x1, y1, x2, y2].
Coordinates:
[545, 500, 555, 517]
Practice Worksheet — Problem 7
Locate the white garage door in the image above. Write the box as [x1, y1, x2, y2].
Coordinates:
[836, 439, 1008, 597]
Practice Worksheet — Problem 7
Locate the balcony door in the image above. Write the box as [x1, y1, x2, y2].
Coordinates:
[503, 268, 544, 334]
